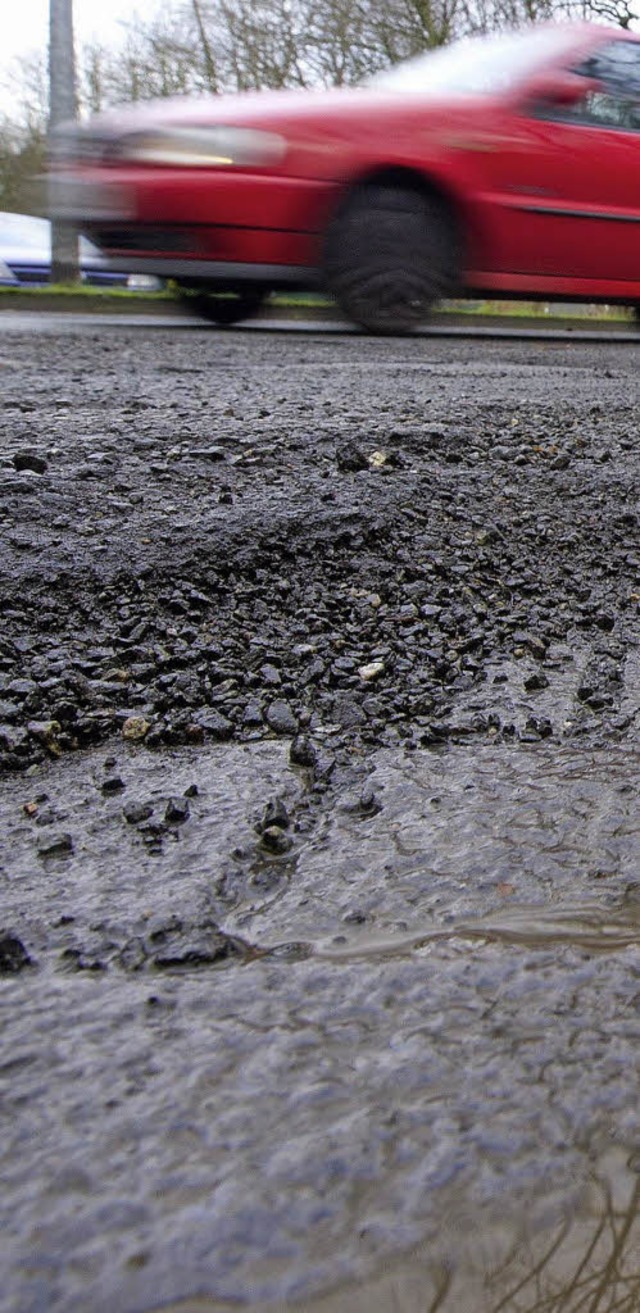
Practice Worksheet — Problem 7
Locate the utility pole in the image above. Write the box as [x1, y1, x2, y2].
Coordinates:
[49, 0, 79, 282]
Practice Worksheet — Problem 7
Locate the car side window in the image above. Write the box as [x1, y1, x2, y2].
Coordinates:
[540, 40, 640, 132]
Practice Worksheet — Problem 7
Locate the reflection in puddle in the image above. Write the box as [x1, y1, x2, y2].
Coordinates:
[148, 1153, 640, 1313]
[310, 895, 640, 962]
[287, 1150, 640, 1312]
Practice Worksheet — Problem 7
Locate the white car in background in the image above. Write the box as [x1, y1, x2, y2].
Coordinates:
[0, 211, 160, 289]
[0, 256, 17, 285]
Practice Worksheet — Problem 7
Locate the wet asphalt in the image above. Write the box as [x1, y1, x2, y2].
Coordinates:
[3, 314, 640, 1311]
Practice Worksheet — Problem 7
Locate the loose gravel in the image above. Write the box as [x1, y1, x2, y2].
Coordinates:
[4, 320, 640, 1313]
[2, 326, 639, 776]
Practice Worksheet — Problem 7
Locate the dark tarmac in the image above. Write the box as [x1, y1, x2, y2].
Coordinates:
[3, 317, 640, 1312]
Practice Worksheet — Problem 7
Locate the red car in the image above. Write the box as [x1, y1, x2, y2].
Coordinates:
[49, 23, 640, 332]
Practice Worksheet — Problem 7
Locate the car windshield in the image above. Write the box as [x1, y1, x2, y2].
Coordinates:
[370, 26, 578, 97]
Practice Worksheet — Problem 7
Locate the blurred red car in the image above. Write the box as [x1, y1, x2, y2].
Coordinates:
[49, 23, 640, 332]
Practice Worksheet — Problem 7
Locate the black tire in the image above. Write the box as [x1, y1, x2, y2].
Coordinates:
[324, 184, 456, 334]
[177, 287, 267, 325]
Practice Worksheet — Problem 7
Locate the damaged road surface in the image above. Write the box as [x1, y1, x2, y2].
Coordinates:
[3, 319, 640, 1311]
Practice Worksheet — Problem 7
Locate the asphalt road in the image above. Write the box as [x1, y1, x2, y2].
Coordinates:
[3, 317, 640, 1312]
[1, 307, 640, 340]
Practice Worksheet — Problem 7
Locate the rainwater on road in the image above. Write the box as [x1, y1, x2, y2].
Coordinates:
[3, 316, 640, 1312]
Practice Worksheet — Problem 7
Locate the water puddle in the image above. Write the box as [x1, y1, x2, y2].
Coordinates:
[308, 895, 640, 962]
[291, 1153, 640, 1313]
[6, 740, 640, 1313]
[150, 1149, 640, 1312]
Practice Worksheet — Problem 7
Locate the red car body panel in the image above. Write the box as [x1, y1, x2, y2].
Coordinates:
[73, 167, 336, 267]
[49, 22, 640, 307]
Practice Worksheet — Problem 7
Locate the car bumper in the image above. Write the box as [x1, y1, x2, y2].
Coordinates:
[48, 175, 136, 221]
[49, 168, 337, 278]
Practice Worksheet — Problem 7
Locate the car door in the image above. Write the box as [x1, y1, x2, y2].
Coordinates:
[478, 38, 640, 284]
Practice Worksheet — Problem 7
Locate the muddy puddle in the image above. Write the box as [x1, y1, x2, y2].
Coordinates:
[143, 1147, 640, 1312]
[312, 896, 640, 959]
[290, 1147, 640, 1313]
[4, 738, 640, 1311]
[4, 737, 640, 972]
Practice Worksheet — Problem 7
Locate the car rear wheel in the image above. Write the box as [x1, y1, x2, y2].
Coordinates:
[177, 287, 267, 325]
[324, 184, 456, 334]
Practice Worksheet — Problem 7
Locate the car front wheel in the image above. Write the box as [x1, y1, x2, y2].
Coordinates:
[324, 184, 456, 334]
[177, 287, 267, 325]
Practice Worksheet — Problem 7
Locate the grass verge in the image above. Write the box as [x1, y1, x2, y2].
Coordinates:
[0, 283, 635, 324]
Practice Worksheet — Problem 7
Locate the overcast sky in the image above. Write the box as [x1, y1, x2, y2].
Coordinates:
[1, 0, 160, 84]
[0, 0, 164, 114]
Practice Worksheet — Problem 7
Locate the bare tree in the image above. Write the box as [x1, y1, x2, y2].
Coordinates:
[0, 115, 46, 213]
[4, 0, 638, 156]
[567, 0, 635, 26]
[2, 52, 49, 137]
[191, 0, 219, 91]
[301, 0, 384, 85]
[215, 0, 309, 90]
[97, 8, 210, 104]
[459, 0, 635, 32]
[368, 0, 462, 63]
[72, 0, 640, 118]
[82, 42, 110, 115]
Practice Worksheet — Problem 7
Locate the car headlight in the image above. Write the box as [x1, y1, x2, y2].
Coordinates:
[111, 126, 287, 168]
